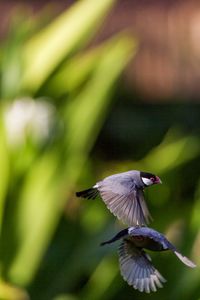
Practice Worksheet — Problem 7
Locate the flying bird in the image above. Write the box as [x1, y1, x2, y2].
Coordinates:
[76, 170, 161, 226]
[101, 226, 196, 293]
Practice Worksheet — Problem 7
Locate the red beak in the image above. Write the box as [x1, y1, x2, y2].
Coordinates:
[155, 176, 162, 184]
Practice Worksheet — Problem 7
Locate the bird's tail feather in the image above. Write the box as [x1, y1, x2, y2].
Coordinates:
[76, 188, 98, 200]
[174, 251, 196, 268]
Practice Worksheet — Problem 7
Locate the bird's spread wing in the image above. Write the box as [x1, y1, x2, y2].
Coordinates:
[98, 182, 152, 226]
[128, 227, 196, 268]
[118, 240, 166, 293]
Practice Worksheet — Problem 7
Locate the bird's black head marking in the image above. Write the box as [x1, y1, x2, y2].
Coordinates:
[140, 172, 161, 186]
[140, 172, 155, 179]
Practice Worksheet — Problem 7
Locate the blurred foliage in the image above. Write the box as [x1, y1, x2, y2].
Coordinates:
[0, 0, 200, 300]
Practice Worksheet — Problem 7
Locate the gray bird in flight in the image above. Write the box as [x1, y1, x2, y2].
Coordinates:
[101, 226, 196, 293]
[76, 170, 161, 226]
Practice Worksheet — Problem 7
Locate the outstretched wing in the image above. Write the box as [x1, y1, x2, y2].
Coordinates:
[128, 227, 196, 268]
[118, 240, 166, 293]
[98, 181, 152, 226]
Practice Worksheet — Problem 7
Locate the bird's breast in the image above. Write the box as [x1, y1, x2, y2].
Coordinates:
[129, 236, 147, 248]
[130, 236, 165, 251]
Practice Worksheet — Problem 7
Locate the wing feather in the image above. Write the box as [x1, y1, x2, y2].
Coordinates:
[174, 251, 196, 268]
[118, 240, 166, 293]
[99, 187, 151, 226]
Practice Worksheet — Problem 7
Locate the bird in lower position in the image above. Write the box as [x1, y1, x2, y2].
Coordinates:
[76, 170, 161, 226]
[101, 226, 196, 293]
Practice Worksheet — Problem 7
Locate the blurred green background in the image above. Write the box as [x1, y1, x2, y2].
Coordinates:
[0, 0, 200, 299]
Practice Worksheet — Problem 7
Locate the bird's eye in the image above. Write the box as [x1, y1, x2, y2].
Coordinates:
[150, 177, 156, 182]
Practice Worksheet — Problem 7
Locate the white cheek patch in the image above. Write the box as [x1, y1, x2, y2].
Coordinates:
[142, 177, 153, 186]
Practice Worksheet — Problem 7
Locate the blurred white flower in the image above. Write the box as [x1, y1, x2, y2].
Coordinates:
[4, 97, 56, 146]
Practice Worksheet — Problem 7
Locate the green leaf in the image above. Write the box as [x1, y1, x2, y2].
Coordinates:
[0, 279, 29, 300]
[2, 35, 135, 287]
[63, 36, 136, 184]
[0, 116, 9, 234]
[131, 130, 200, 174]
[21, 0, 116, 93]
[45, 34, 132, 96]
[3, 154, 60, 285]
[80, 256, 118, 300]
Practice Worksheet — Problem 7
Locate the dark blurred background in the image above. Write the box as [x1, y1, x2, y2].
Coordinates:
[0, 1, 199, 300]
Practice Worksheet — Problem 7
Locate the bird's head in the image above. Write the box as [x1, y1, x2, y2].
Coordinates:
[140, 171, 162, 187]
